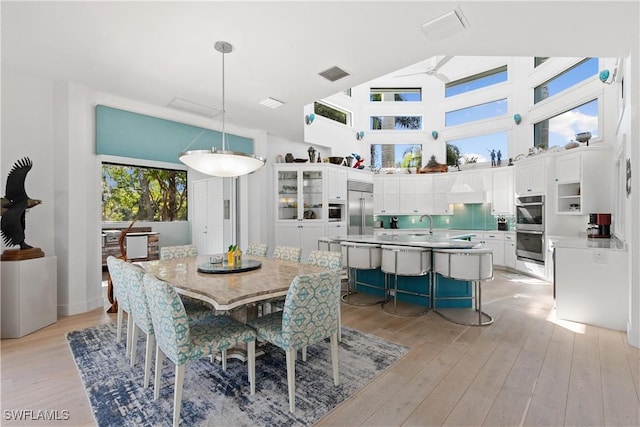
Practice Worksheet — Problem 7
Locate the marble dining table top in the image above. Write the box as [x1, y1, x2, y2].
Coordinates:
[136, 255, 327, 311]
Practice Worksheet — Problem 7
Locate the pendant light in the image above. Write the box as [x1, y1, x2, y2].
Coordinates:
[179, 41, 266, 177]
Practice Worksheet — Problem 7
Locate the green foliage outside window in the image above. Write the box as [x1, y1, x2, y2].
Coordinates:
[102, 163, 187, 222]
[314, 102, 348, 125]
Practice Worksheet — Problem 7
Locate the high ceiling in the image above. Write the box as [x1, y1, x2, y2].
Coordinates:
[3, 1, 638, 142]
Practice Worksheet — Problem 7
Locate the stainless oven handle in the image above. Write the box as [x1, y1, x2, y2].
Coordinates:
[516, 230, 544, 234]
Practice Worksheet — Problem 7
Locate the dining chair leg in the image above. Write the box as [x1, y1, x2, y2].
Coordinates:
[247, 340, 256, 395]
[301, 346, 307, 362]
[338, 309, 342, 342]
[116, 306, 123, 342]
[130, 325, 139, 367]
[126, 315, 134, 357]
[173, 364, 185, 427]
[221, 350, 227, 371]
[285, 348, 296, 413]
[330, 332, 339, 386]
[154, 345, 164, 400]
[144, 333, 155, 388]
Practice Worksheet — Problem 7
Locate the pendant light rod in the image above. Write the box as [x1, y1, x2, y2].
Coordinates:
[215, 41, 232, 151]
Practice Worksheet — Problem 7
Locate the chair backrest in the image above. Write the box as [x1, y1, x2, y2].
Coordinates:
[433, 248, 493, 281]
[272, 246, 302, 263]
[280, 271, 341, 350]
[246, 243, 268, 257]
[160, 244, 198, 260]
[307, 250, 342, 272]
[122, 261, 152, 335]
[143, 273, 191, 365]
[107, 256, 131, 312]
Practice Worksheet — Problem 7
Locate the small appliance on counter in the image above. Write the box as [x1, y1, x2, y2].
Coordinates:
[497, 217, 508, 231]
[587, 213, 611, 238]
[373, 220, 384, 229]
[390, 216, 399, 229]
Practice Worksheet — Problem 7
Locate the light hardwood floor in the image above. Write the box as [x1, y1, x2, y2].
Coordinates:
[1, 270, 638, 426]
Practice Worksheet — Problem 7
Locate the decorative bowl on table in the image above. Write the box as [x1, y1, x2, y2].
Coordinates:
[328, 156, 344, 165]
[294, 158, 308, 163]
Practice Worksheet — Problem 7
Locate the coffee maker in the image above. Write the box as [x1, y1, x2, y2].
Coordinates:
[587, 213, 611, 238]
[390, 216, 399, 229]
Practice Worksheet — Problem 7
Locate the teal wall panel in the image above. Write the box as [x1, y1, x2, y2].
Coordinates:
[96, 105, 254, 164]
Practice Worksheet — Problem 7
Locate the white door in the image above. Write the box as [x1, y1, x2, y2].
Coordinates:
[192, 178, 224, 255]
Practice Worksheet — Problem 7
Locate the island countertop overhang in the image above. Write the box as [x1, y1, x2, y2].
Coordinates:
[326, 232, 479, 249]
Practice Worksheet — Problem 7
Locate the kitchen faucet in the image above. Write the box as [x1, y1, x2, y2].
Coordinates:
[419, 214, 433, 235]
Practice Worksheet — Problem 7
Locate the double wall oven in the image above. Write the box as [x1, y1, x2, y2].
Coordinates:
[515, 195, 544, 264]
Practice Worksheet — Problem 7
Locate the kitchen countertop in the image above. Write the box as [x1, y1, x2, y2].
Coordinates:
[101, 231, 159, 236]
[327, 231, 478, 249]
[553, 235, 627, 251]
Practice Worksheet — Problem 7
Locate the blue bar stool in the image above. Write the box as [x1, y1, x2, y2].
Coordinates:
[380, 245, 432, 316]
[340, 242, 385, 306]
[432, 248, 494, 326]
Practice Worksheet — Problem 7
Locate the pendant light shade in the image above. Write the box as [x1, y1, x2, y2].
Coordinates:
[179, 41, 265, 177]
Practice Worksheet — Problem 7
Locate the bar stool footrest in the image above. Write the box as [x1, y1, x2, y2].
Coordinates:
[341, 291, 387, 306]
[382, 300, 430, 317]
[434, 308, 494, 326]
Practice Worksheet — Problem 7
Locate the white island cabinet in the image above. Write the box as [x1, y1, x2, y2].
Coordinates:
[554, 237, 628, 331]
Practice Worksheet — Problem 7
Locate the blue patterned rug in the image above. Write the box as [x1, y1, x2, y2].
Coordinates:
[66, 322, 409, 426]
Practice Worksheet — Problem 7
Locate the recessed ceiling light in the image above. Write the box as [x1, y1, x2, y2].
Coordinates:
[259, 97, 285, 109]
[167, 98, 222, 118]
[421, 8, 468, 41]
[319, 66, 350, 82]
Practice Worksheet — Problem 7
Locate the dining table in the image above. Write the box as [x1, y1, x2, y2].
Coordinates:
[136, 254, 328, 312]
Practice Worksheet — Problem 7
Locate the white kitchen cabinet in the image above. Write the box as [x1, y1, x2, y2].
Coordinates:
[472, 232, 505, 267]
[554, 148, 611, 215]
[275, 222, 326, 262]
[448, 169, 490, 204]
[327, 167, 348, 201]
[373, 175, 399, 214]
[326, 221, 347, 238]
[503, 233, 516, 269]
[515, 159, 546, 195]
[492, 167, 515, 215]
[275, 165, 325, 221]
[432, 174, 453, 215]
[398, 175, 433, 214]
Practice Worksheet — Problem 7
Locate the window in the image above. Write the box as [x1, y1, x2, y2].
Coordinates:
[534, 58, 598, 103]
[370, 116, 422, 130]
[533, 99, 598, 149]
[314, 101, 351, 125]
[370, 88, 422, 102]
[102, 163, 187, 221]
[534, 57, 549, 67]
[445, 65, 507, 97]
[446, 131, 508, 165]
[370, 144, 422, 169]
[445, 98, 508, 127]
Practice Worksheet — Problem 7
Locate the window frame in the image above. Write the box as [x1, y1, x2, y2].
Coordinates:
[532, 98, 600, 149]
[369, 115, 423, 131]
[445, 65, 508, 98]
[370, 87, 422, 102]
[533, 57, 599, 104]
[314, 101, 352, 126]
[445, 98, 508, 127]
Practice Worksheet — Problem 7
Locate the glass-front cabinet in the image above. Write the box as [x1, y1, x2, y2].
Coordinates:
[276, 166, 324, 221]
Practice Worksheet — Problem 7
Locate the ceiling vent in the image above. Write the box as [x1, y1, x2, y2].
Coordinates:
[421, 8, 468, 41]
[318, 66, 350, 82]
[167, 98, 221, 118]
[258, 97, 285, 109]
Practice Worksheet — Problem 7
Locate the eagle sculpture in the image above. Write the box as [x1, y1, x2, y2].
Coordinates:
[1, 157, 41, 249]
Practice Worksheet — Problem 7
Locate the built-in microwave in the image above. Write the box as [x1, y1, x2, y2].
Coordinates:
[328, 204, 343, 221]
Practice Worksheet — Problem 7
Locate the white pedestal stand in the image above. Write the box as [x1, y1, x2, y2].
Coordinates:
[1, 256, 57, 338]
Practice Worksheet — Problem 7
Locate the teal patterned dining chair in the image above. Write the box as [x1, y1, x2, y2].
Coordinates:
[246, 243, 269, 257]
[159, 244, 198, 260]
[306, 250, 344, 346]
[122, 262, 214, 389]
[272, 246, 302, 263]
[248, 271, 341, 413]
[143, 273, 257, 427]
[107, 256, 134, 356]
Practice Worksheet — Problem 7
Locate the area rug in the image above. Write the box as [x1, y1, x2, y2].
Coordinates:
[67, 322, 409, 427]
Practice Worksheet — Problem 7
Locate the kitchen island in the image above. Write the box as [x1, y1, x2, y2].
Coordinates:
[327, 232, 482, 309]
[554, 235, 628, 330]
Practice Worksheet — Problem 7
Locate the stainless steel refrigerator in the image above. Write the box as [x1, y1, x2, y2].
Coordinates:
[347, 180, 374, 235]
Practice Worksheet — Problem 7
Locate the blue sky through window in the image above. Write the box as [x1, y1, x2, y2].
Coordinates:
[446, 68, 508, 97]
[534, 58, 598, 103]
[447, 131, 508, 164]
[445, 98, 508, 127]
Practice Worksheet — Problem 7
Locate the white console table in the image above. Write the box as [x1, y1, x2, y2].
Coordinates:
[1, 256, 57, 338]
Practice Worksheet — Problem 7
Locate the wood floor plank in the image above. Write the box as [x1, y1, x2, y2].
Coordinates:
[599, 328, 640, 426]
[482, 317, 554, 427]
[564, 324, 604, 426]
[522, 324, 575, 426]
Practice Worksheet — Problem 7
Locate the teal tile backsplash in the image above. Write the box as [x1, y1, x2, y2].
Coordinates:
[375, 204, 515, 231]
